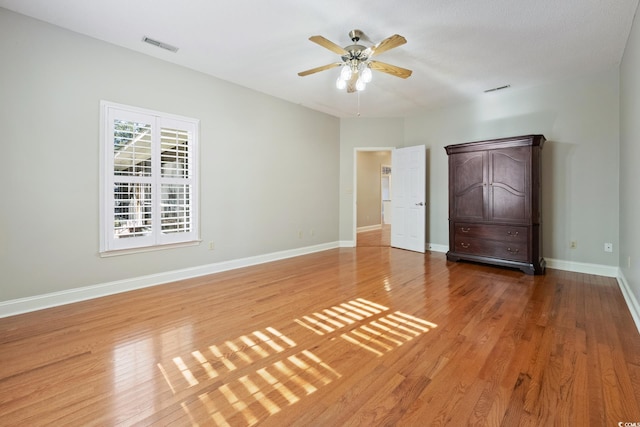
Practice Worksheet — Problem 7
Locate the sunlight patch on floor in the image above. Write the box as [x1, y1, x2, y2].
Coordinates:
[156, 298, 435, 425]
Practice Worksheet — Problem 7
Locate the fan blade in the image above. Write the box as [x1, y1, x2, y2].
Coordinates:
[371, 34, 407, 56]
[309, 35, 347, 55]
[369, 60, 412, 79]
[298, 62, 342, 77]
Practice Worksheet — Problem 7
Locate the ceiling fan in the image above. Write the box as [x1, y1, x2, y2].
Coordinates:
[298, 29, 412, 93]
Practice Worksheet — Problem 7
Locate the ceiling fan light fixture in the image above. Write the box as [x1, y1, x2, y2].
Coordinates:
[298, 30, 411, 94]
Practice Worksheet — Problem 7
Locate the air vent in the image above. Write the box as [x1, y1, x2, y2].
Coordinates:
[484, 84, 511, 93]
[142, 36, 179, 53]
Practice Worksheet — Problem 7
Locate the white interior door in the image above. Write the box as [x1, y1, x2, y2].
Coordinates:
[391, 145, 426, 252]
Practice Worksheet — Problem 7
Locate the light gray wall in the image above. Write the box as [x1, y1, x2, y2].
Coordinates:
[0, 9, 340, 302]
[339, 118, 404, 243]
[404, 70, 620, 265]
[620, 6, 640, 304]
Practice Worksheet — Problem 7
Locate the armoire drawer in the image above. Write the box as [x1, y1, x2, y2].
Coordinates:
[453, 236, 529, 262]
[454, 223, 527, 243]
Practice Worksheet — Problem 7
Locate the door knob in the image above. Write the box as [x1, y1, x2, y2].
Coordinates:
[415, 202, 425, 206]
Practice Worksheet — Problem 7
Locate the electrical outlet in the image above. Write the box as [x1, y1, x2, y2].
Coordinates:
[570, 241, 577, 249]
[298, 230, 303, 239]
[628, 256, 632, 268]
[208, 241, 215, 251]
[604, 243, 613, 253]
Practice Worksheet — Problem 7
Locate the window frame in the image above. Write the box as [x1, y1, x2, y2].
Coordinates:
[99, 101, 200, 256]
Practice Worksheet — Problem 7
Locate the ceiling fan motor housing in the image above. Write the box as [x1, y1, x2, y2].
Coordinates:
[342, 30, 370, 65]
[341, 44, 370, 64]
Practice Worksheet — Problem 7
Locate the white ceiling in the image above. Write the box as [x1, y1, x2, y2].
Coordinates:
[1, 0, 638, 118]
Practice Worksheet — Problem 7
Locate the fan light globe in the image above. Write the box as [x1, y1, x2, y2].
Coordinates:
[355, 78, 366, 91]
[361, 67, 373, 83]
[336, 77, 347, 90]
[340, 65, 352, 81]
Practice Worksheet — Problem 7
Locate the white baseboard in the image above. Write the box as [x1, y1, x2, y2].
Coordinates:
[418, 247, 622, 279]
[0, 241, 339, 319]
[427, 243, 449, 253]
[616, 273, 640, 335]
[544, 257, 619, 278]
[357, 224, 382, 233]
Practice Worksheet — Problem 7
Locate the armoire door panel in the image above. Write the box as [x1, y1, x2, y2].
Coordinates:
[454, 186, 485, 220]
[489, 147, 531, 222]
[453, 153, 485, 193]
[489, 149, 530, 193]
[490, 186, 529, 222]
[451, 152, 486, 220]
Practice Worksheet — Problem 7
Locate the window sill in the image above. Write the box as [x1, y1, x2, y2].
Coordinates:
[99, 240, 201, 257]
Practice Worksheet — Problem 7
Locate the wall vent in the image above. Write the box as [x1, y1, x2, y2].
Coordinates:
[142, 36, 179, 53]
[484, 84, 511, 93]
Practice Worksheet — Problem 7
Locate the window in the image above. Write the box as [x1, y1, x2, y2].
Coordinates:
[100, 101, 199, 254]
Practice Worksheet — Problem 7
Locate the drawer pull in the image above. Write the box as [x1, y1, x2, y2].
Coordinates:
[507, 231, 519, 237]
[461, 227, 471, 233]
[507, 247, 519, 254]
[461, 243, 470, 249]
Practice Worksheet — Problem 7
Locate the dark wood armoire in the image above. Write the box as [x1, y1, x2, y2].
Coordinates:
[445, 134, 545, 275]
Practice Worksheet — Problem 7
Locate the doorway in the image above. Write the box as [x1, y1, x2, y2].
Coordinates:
[354, 149, 393, 247]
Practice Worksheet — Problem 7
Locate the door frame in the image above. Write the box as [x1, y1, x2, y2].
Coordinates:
[352, 147, 395, 246]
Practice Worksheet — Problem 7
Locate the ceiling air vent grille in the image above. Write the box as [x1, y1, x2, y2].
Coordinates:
[484, 84, 511, 93]
[142, 36, 179, 53]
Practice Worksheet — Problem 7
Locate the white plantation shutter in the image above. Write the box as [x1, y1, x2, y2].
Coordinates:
[100, 102, 199, 253]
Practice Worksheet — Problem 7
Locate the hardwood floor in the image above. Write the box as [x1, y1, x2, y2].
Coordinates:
[1, 248, 639, 426]
[357, 225, 390, 247]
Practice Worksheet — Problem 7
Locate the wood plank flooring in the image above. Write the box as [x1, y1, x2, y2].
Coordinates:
[1, 247, 639, 426]
[357, 225, 390, 247]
